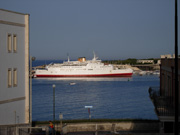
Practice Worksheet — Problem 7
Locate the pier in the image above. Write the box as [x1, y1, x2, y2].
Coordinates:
[131, 64, 160, 71]
[114, 64, 160, 71]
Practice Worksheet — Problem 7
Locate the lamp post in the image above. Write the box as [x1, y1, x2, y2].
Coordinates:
[174, 0, 178, 135]
[30, 56, 35, 127]
[52, 84, 56, 135]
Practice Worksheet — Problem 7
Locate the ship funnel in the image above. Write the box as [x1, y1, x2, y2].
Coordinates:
[78, 57, 86, 62]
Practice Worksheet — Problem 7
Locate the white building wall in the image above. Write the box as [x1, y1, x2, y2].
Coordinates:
[160, 54, 173, 59]
[0, 9, 29, 125]
[137, 60, 154, 64]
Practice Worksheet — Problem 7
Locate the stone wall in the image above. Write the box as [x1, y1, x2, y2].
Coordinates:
[0, 124, 30, 135]
[62, 122, 159, 134]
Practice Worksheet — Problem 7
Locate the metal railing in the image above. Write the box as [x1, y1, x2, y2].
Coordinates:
[149, 87, 160, 99]
[149, 87, 178, 117]
[0, 125, 17, 135]
[17, 127, 46, 135]
[0, 125, 47, 135]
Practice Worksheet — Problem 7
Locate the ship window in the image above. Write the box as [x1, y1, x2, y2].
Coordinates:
[7, 34, 12, 53]
[8, 68, 12, 87]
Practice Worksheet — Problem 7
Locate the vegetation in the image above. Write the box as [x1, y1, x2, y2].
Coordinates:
[103, 58, 137, 65]
[103, 58, 160, 65]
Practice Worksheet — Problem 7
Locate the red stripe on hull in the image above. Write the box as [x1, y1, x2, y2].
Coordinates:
[35, 73, 133, 78]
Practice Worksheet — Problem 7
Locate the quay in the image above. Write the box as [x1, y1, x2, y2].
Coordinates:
[131, 64, 160, 71]
[113, 64, 160, 71]
[0, 120, 177, 135]
[31, 119, 160, 135]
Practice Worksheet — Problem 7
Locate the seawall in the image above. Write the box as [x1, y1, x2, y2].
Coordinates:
[36, 120, 160, 134]
[61, 121, 159, 134]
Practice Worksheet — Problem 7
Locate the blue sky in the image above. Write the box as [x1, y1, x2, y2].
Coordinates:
[0, 0, 179, 60]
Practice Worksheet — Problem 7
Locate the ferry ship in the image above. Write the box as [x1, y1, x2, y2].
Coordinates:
[34, 54, 133, 77]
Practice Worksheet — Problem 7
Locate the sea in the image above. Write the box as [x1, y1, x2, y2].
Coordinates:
[32, 60, 159, 121]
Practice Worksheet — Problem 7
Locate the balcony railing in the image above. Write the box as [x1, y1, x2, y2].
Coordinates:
[149, 87, 177, 117]
[149, 87, 160, 99]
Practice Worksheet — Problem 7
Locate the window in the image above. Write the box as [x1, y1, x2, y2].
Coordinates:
[7, 34, 12, 52]
[13, 68, 17, 87]
[167, 76, 172, 97]
[7, 34, 17, 53]
[7, 68, 18, 88]
[13, 35, 17, 52]
[8, 68, 12, 87]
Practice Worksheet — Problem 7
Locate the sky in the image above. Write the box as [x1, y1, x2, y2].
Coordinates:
[0, 0, 179, 60]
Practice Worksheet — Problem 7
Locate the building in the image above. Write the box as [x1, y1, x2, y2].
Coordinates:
[0, 9, 29, 125]
[137, 59, 154, 64]
[149, 57, 180, 133]
[160, 54, 175, 59]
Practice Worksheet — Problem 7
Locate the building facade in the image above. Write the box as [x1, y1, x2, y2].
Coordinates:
[149, 58, 180, 133]
[137, 59, 154, 64]
[0, 9, 29, 125]
[161, 54, 175, 59]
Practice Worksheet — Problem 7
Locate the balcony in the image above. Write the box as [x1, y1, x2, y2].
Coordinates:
[148, 87, 180, 121]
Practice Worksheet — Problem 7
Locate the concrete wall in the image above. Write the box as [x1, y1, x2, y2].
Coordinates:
[60, 122, 159, 134]
[0, 9, 29, 125]
[0, 123, 30, 135]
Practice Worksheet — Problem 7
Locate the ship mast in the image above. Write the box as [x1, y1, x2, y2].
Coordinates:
[67, 53, 70, 62]
[92, 51, 98, 61]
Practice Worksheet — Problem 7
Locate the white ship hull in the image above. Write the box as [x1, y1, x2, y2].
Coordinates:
[35, 68, 133, 77]
[34, 54, 133, 78]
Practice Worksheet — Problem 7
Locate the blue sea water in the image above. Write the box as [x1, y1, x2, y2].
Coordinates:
[32, 60, 159, 121]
